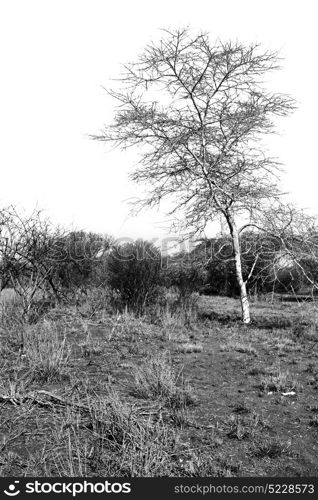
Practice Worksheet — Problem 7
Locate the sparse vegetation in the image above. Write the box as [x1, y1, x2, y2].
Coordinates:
[226, 412, 264, 440]
[106, 240, 162, 315]
[2, 14, 318, 481]
[259, 368, 299, 393]
[220, 340, 257, 356]
[177, 342, 203, 354]
[252, 438, 292, 459]
[131, 352, 196, 408]
[1, 294, 318, 477]
[23, 320, 71, 383]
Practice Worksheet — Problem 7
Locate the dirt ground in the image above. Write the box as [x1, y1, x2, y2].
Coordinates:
[0, 296, 318, 477]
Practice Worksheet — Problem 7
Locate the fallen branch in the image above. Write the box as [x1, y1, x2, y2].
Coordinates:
[0, 390, 92, 413]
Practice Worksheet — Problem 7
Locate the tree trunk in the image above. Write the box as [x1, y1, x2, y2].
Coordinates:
[226, 213, 251, 324]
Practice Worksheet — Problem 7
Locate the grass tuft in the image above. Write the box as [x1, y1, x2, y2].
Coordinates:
[259, 368, 298, 393]
[131, 352, 196, 408]
[252, 438, 292, 459]
[23, 320, 71, 383]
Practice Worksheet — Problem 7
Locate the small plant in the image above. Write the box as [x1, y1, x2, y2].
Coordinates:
[110, 310, 145, 340]
[259, 368, 298, 393]
[23, 320, 71, 383]
[79, 325, 103, 358]
[168, 408, 190, 428]
[252, 438, 292, 459]
[309, 415, 318, 428]
[305, 362, 316, 374]
[226, 412, 262, 440]
[232, 402, 251, 415]
[79, 390, 177, 476]
[248, 367, 266, 376]
[275, 337, 301, 353]
[292, 319, 318, 342]
[106, 240, 162, 315]
[0, 375, 29, 400]
[131, 352, 195, 408]
[309, 404, 318, 413]
[75, 287, 114, 320]
[177, 342, 203, 354]
[174, 451, 219, 477]
[220, 340, 257, 356]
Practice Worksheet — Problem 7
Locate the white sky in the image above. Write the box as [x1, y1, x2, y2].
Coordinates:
[0, 0, 317, 241]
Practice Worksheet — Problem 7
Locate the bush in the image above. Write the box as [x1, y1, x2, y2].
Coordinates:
[163, 258, 206, 301]
[106, 239, 162, 315]
[52, 231, 113, 297]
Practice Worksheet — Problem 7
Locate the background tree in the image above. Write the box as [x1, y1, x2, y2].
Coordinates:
[94, 28, 296, 323]
[163, 253, 206, 301]
[53, 230, 112, 299]
[0, 206, 64, 319]
[255, 203, 318, 295]
[106, 239, 162, 315]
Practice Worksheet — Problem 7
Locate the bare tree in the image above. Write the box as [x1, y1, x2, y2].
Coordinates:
[256, 203, 318, 295]
[0, 206, 64, 320]
[94, 28, 296, 323]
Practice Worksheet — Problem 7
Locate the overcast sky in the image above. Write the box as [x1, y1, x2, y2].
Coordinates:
[0, 0, 317, 241]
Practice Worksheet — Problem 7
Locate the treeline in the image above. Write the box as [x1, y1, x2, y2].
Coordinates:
[1, 207, 318, 321]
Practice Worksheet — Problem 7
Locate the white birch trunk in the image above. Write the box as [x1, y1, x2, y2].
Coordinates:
[226, 214, 251, 324]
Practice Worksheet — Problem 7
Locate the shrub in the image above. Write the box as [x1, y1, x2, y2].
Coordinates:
[52, 231, 112, 296]
[74, 286, 115, 319]
[106, 239, 162, 315]
[163, 258, 206, 301]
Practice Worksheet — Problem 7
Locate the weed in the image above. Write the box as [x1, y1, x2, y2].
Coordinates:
[292, 319, 318, 342]
[79, 328, 103, 358]
[309, 416, 318, 428]
[232, 402, 251, 414]
[168, 408, 190, 429]
[177, 342, 203, 354]
[110, 310, 146, 340]
[57, 391, 177, 476]
[220, 340, 257, 356]
[131, 352, 196, 408]
[23, 320, 71, 383]
[252, 438, 292, 459]
[259, 368, 298, 393]
[226, 412, 262, 440]
[248, 367, 266, 376]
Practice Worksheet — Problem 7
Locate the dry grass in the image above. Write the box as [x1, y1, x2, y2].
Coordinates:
[21, 389, 178, 477]
[220, 340, 257, 356]
[176, 342, 203, 354]
[252, 438, 292, 459]
[293, 320, 318, 342]
[23, 319, 71, 383]
[79, 322, 104, 357]
[131, 351, 196, 408]
[1, 294, 318, 478]
[154, 293, 199, 340]
[259, 368, 299, 393]
[226, 412, 265, 440]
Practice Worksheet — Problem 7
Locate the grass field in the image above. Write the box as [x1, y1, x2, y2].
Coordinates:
[0, 295, 318, 477]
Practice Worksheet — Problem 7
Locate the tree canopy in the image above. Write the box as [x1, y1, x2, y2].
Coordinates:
[94, 28, 296, 322]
